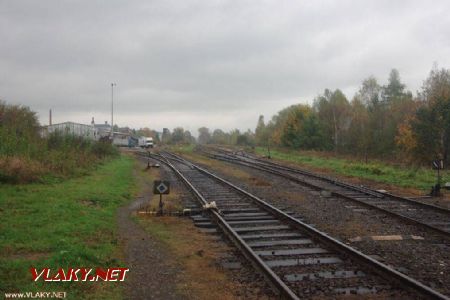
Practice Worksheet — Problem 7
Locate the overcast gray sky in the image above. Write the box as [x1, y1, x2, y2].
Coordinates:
[1, 1, 450, 133]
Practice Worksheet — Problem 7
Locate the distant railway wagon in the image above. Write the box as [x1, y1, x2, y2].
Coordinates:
[113, 134, 138, 147]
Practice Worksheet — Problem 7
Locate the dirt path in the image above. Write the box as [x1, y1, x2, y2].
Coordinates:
[117, 153, 182, 299]
[118, 196, 183, 300]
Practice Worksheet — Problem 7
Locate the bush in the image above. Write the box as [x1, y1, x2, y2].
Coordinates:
[0, 103, 43, 158]
[0, 101, 120, 183]
[40, 132, 119, 178]
[0, 156, 46, 183]
[91, 140, 119, 158]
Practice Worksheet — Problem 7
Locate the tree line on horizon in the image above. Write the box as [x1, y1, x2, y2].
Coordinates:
[158, 126, 255, 148]
[160, 66, 449, 166]
[256, 67, 449, 165]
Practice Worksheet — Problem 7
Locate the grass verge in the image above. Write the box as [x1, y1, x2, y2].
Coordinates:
[256, 147, 449, 191]
[167, 144, 195, 155]
[0, 156, 135, 299]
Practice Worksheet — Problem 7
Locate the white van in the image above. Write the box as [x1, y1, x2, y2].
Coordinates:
[139, 137, 154, 148]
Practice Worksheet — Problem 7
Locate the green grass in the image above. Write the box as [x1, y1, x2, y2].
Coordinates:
[256, 147, 449, 191]
[0, 156, 135, 299]
[168, 144, 195, 154]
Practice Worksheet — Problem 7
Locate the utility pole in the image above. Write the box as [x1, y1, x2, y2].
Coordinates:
[111, 83, 116, 139]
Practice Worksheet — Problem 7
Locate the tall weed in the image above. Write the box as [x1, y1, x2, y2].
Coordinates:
[0, 102, 118, 183]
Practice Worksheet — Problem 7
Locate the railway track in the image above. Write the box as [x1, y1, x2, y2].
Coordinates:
[148, 151, 448, 299]
[200, 147, 450, 237]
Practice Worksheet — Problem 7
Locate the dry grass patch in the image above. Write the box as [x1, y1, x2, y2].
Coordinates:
[178, 152, 272, 187]
[278, 191, 307, 203]
[146, 192, 183, 213]
[6, 252, 50, 261]
[321, 219, 375, 240]
[249, 176, 271, 186]
[0, 155, 46, 183]
[133, 157, 184, 213]
[138, 216, 246, 300]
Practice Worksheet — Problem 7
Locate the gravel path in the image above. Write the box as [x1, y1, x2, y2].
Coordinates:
[118, 195, 183, 300]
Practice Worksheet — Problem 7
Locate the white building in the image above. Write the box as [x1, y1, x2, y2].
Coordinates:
[92, 118, 112, 139]
[41, 122, 98, 140]
[41, 118, 137, 146]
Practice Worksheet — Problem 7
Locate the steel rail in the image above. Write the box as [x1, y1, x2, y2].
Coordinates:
[159, 151, 449, 300]
[208, 146, 450, 215]
[207, 152, 450, 238]
[150, 153, 300, 300]
[246, 154, 450, 214]
[202, 148, 384, 199]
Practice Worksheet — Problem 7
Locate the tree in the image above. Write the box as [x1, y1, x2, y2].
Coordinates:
[420, 66, 450, 107]
[356, 76, 388, 156]
[171, 127, 185, 144]
[255, 115, 269, 146]
[248, 67, 450, 165]
[412, 67, 450, 164]
[359, 76, 382, 106]
[342, 96, 371, 159]
[184, 130, 195, 144]
[211, 129, 229, 144]
[314, 89, 351, 152]
[229, 129, 240, 145]
[236, 130, 255, 147]
[280, 104, 311, 148]
[395, 115, 417, 162]
[269, 105, 299, 146]
[411, 107, 440, 163]
[299, 114, 328, 150]
[236, 135, 248, 146]
[379, 70, 415, 157]
[198, 127, 211, 144]
[161, 128, 171, 144]
[382, 69, 406, 103]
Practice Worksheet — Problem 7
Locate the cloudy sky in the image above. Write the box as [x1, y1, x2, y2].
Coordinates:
[1, 1, 450, 134]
